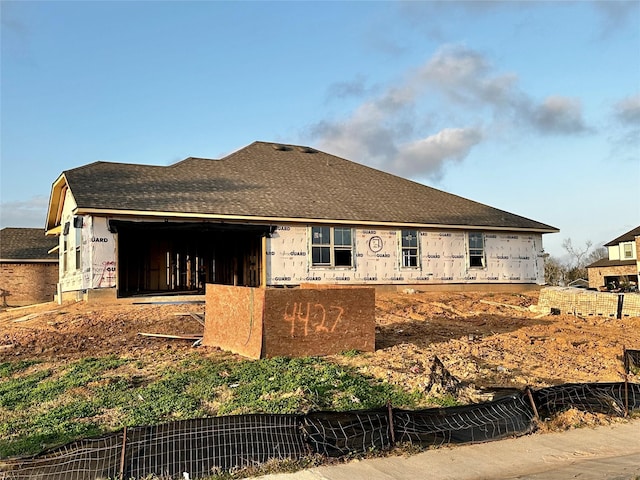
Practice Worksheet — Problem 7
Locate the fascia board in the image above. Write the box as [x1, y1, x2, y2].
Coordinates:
[45, 175, 69, 231]
[75, 207, 560, 234]
[0, 259, 59, 263]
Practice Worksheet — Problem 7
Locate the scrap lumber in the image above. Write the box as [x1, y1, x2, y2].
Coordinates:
[189, 312, 205, 326]
[479, 299, 529, 312]
[174, 312, 205, 326]
[430, 302, 471, 317]
[11, 309, 59, 323]
[12, 313, 40, 323]
[138, 332, 203, 340]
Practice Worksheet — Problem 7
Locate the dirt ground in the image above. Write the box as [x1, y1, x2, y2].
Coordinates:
[1, 290, 639, 397]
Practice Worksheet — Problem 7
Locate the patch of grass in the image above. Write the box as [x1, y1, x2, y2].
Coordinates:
[341, 349, 361, 357]
[0, 354, 421, 459]
[0, 356, 127, 411]
[0, 360, 41, 378]
[212, 357, 419, 415]
[0, 369, 52, 409]
[426, 393, 459, 408]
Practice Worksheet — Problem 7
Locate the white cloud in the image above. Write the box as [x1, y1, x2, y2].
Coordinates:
[310, 44, 591, 180]
[593, 1, 640, 38]
[613, 93, 640, 126]
[0, 196, 49, 229]
[609, 93, 640, 155]
[326, 75, 369, 101]
[528, 96, 588, 135]
[393, 127, 484, 178]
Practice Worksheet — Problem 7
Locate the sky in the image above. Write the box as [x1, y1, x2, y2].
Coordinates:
[1, 0, 639, 259]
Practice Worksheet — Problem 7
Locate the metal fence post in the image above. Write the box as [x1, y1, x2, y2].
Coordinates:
[387, 400, 395, 446]
[119, 426, 128, 480]
[525, 386, 540, 421]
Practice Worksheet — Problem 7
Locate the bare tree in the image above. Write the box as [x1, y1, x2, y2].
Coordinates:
[543, 254, 565, 285]
[586, 247, 608, 265]
[544, 239, 607, 286]
[562, 238, 593, 269]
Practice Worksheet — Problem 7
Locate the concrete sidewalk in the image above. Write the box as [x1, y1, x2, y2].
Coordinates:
[258, 419, 640, 480]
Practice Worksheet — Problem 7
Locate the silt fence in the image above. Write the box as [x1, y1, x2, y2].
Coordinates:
[2, 382, 639, 480]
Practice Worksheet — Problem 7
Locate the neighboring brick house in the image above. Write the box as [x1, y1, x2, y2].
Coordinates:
[587, 226, 640, 290]
[44, 141, 558, 301]
[0, 227, 59, 306]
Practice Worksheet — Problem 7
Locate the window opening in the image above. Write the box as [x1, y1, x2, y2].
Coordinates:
[74, 217, 82, 271]
[469, 232, 485, 268]
[401, 229, 419, 267]
[311, 226, 353, 267]
[312, 226, 331, 265]
[62, 221, 70, 272]
[334, 227, 352, 266]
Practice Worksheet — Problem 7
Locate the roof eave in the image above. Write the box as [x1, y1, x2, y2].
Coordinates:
[74, 207, 560, 234]
[45, 174, 69, 232]
[0, 258, 59, 263]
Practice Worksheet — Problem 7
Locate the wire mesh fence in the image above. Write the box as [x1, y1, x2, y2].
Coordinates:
[302, 408, 391, 457]
[536, 288, 640, 318]
[1, 382, 639, 480]
[624, 349, 640, 374]
[393, 392, 536, 447]
[532, 382, 640, 418]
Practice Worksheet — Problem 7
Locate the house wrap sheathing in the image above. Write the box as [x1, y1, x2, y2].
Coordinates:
[267, 226, 543, 286]
[46, 141, 557, 299]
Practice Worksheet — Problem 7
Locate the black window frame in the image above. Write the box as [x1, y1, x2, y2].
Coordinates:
[468, 232, 485, 268]
[311, 226, 354, 267]
[400, 229, 419, 268]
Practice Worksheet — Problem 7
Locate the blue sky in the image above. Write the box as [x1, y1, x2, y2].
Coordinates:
[1, 1, 639, 258]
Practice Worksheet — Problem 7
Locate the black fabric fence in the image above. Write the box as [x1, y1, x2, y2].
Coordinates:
[625, 349, 640, 374]
[1, 415, 307, 480]
[393, 392, 536, 447]
[532, 382, 640, 418]
[2, 382, 639, 480]
[302, 408, 391, 457]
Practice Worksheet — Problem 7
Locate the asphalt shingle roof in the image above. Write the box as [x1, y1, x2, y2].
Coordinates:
[0, 228, 58, 261]
[604, 226, 640, 246]
[586, 258, 637, 268]
[62, 141, 557, 232]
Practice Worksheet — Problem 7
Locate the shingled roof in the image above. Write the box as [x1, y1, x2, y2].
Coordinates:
[0, 228, 58, 262]
[604, 226, 640, 246]
[53, 141, 557, 232]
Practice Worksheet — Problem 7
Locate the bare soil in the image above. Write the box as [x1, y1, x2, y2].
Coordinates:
[1, 291, 639, 396]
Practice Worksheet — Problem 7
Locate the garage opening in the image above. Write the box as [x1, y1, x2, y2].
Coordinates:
[109, 221, 273, 297]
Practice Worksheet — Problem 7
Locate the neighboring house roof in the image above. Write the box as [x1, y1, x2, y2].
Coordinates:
[47, 141, 558, 233]
[604, 226, 640, 246]
[586, 258, 637, 269]
[0, 227, 59, 262]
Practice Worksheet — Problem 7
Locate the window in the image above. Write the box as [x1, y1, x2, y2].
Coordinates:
[74, 217, 82, 270]
[468, 232, 485, 268]
[623, 243, 633, 259]
[62, 221, 70, 272]
[311, 226, 353, 267]
[401, 229, 419, 267]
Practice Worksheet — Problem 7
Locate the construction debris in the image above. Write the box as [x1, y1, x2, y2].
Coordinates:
[479, 299, 529, 312]
[137, 332, 203, 341]
[426, 356, 464, 396]
[174, 312, 205, 326]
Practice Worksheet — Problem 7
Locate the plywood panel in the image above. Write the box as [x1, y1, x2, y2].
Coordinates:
[203, 285, 375, 359]
[262, 288, 375, 358]
[202, 284, 265, 358]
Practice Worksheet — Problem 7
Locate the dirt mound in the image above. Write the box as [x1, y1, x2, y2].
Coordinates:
[1, 291, 639, 393]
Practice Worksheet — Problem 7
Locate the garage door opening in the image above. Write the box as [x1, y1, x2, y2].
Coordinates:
[109, 221, 272, 297]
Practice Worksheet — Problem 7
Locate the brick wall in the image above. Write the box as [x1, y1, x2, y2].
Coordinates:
[0, 262, 59, 306]
[636, 237, 640, 279]
[588, 264, 637, 289]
